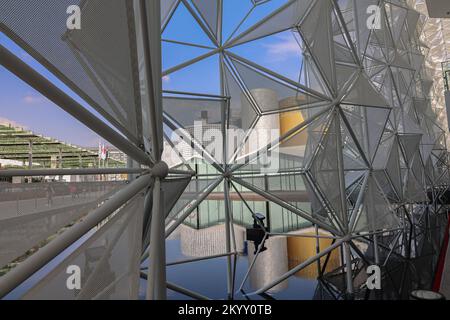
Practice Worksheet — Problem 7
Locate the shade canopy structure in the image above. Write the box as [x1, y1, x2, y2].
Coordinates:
[0, 0, 449, 300]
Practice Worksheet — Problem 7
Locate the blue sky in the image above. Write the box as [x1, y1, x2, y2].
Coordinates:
[0, 0, 300, 147]
[0, 32, 108, 147]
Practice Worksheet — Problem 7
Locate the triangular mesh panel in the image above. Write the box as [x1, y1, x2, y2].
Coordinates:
[385, 3, 408, 43]
[229, 57, 322, 112]
[343, 72, 389, 108]
[234, 107, 331, 171]
[163, 97, 223, 130]
[162, 1, 215, 47]
[0, 181, 125, 268]
[229, 0, 314, 46]
[142, 177, 192, 251]
[166, 176, 222, 223]
[385, 136, 403, 198]
[227, 30, 305, 84]
[309, 114, 346, 227]
[0, 0, 142, 143]
[161, 0, 179, 27]
[341, 104, 390, 163]
[336, 0, 380, 58]
[191, 0, 219, 38]
[298, 0, 335, 90]
[399, 134, 422, 164]
[232, 172, 336, 232]
[22, 194, 145, 300]
[404, 170, 427, 202]
[341, 119, 369, 170]
[223, 62, 261, 161]
[353, 175, 400, 233]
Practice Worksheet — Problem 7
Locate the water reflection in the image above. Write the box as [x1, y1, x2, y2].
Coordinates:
[287, 231, 341, 279]
[165, 223, 342, 299]
[164, 208, 447, 300]
[247, 237, 288, 293]
[179, 224, 245, 257]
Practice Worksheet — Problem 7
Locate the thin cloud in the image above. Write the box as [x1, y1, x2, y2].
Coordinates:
[162, 75, 171, 83]
[263, 33, 300, 62]
[23, 93, 44, 104]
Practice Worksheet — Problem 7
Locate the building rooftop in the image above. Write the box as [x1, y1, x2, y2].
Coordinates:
[0, 124, 124, 169]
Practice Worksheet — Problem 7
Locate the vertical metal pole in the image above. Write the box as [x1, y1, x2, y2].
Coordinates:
[223, 179, 234, 300]
[334, 108, 353, 296]
[27, 139, 33, 184]
[156, 183, 166, 299]
[373, 234, 380, 265]
[217, 0, 223, 46]
[137, 2, 164, 299]
[220, 38, 234, 300]
[343, 241, 353, 298]
[334, 108, 348, 232]
[372, 231, 380, 299]
[58, 147, 63, 181]
[138, 0, 162, 160]
[146, 177, 167, 300]
[195, 164, 200, 229]
[127, 156, 139, 181]
[264, 174, 271, 231]
[315, 224, 322, 276]
[28, 139, 32, 169]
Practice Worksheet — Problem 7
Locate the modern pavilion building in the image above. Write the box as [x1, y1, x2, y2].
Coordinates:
[0, 0, 450, 300]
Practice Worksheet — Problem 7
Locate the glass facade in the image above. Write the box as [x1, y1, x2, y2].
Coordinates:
[0, 0, 449, 300]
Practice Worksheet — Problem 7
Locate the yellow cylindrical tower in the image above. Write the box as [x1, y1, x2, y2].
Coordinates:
[279, 96, 308, 148]
[286, 230, 341, 279]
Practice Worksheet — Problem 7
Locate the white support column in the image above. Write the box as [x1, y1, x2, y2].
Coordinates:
[223, 179, 234, 299]
[146, 161, 169, 300]
[146, 177, 167, 300]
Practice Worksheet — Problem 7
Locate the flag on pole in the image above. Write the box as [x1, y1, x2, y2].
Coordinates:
[101, 143, 107, 161]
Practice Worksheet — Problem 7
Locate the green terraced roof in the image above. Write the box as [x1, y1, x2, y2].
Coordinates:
[0, 124, 124, 169]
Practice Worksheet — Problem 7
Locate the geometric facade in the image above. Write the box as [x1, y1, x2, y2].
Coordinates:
[411, 0, 450, 144]
[0, 0, 449, 300]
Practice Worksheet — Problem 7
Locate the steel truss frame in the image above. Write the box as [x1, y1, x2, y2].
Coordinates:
[0, 0, 449, 300]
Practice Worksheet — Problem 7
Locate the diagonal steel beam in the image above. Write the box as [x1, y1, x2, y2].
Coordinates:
[231, 176, 342, 235]
[253, 237, 346, 294]
[0, 45, 151, 166]
[0, 173, 151, 298]
[165, 176, 224, 238]
[0, 167, 146, 177]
